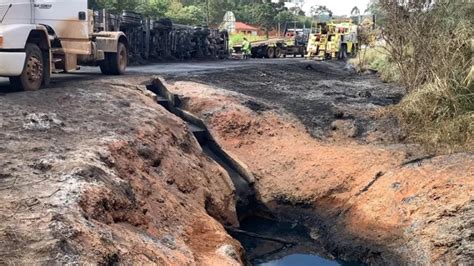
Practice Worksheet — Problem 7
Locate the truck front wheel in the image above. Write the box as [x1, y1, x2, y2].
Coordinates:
[9, 43, 44, 91]
[100, 42, 128, 75]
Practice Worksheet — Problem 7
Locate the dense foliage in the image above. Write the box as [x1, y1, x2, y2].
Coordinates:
[88, 0, 313, 29]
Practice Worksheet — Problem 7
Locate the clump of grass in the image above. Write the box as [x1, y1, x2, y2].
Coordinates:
[349, 46, 384, 72]
[394, 77, 473, 152]
[376, 59, 400, 83]
[349, 47, 400, 82]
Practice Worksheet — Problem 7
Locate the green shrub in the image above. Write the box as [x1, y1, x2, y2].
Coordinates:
[229, 33, 266, 48]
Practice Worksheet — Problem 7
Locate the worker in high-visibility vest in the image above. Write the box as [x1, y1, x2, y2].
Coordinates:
[242, 38, 252, 59]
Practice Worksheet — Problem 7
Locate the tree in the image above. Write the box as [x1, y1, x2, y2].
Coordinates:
[234, 3, 260, 25]
[137, 0, 170, 17]
[92, 0, 140, 11]
[310, 5, 332, 22]
[351, 6, 360, 15]
[255, 1, 287, 37]
[165, 0, 206, 25]
[275, 10, 295, 24]
[289, 6, 305, 16]
[206, 0, 237, 25]
[365, 0, 386, 26]
[351, 6, 361, 24]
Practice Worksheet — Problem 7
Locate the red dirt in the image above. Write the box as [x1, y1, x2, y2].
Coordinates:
[167, 79, 474, 264]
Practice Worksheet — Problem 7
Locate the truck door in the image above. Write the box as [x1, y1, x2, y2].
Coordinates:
[33, 0, 90, 54]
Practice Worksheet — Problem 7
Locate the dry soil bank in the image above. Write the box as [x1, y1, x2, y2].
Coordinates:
[0, 78, 243, 265]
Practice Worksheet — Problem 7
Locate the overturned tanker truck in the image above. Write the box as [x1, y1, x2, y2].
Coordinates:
[96, 10, 230, 63]
[0, 0, 229, 91]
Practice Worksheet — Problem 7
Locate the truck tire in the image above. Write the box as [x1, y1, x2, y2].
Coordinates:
[101, 42, 128, 75]
[99, 59, 110, 75]
[9, 43, 44, 91]
[300, 47, 306, 57]
[275, 47, 282, 58]
[266, 47, 275, 58]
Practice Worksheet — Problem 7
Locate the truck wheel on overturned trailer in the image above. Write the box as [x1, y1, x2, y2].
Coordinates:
[9, 43, 47, 91]
[100, 42, 128, 75]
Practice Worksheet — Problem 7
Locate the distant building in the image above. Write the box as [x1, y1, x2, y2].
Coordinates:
[235, 22, 259, 36]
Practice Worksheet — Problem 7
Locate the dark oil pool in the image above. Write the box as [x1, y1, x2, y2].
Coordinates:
[229, 216, 363, 266]
[258, 254, 340, 266]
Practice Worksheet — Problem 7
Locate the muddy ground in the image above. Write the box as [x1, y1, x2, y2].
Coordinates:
[0, 59, 472, 265]
[167, 61, 405, 143]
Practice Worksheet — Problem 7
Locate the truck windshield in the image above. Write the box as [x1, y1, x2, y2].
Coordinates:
[0, 2, 12, 23]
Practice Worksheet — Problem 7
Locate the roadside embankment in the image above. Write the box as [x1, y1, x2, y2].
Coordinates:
[164, 78, 474, 264]
[0, 79, 243, 265]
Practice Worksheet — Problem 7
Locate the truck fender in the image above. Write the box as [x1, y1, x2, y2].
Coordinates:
[0, 24, 50, 79]
[0, 24, 49, 49]
[94, 31, 128, 53]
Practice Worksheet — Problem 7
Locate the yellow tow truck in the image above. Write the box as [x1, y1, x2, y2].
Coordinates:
[306, 20, 358, 60]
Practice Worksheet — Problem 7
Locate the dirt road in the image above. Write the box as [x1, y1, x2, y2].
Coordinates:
[0, 58, 300, 92]
[169, 60, 404, 141]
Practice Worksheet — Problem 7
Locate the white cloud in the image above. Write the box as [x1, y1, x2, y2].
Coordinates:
[288, 0, 371, 16]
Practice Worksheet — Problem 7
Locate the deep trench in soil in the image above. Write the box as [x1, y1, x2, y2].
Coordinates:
[206, 141, 363, 266]
[230, 215, 363, 266]
[147, 81, 366, 265]
[204, 133, 362, 266]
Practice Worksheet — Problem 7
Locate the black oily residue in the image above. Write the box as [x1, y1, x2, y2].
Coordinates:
[243, 100, 272, 113]
[178, 61, 405, 140]
[230, 215, 363, 266]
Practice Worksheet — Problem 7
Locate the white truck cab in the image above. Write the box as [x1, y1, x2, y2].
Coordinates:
[0, 0, 128, 90]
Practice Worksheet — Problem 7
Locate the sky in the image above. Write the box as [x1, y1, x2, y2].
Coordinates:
[289, 0, 372, 16]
